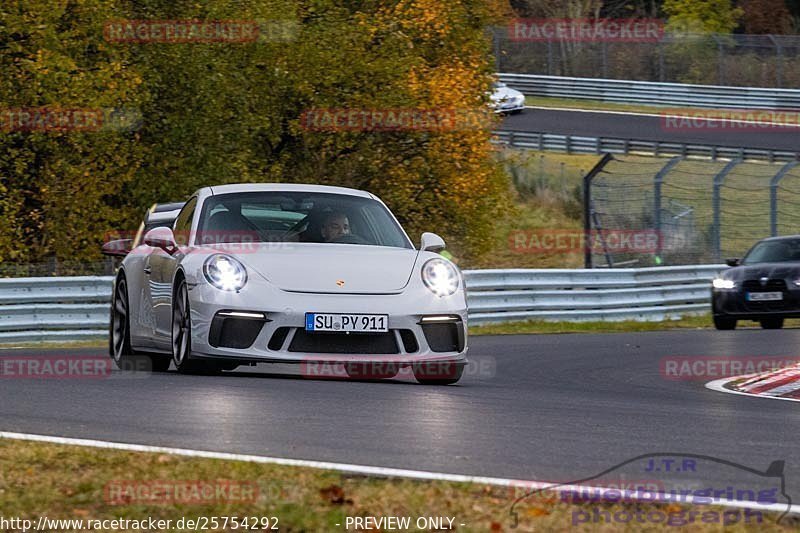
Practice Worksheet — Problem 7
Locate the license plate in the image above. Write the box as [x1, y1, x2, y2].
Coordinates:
[747, 292, 783, 301]
[305, 313, 388, 333]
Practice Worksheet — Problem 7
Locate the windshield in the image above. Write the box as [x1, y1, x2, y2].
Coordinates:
[742, 239, 800, 264]
[196, 191, 412, 249]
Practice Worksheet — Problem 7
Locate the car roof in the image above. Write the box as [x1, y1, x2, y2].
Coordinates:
[757, 235, 800, 242]
[205, 183, 373, 199]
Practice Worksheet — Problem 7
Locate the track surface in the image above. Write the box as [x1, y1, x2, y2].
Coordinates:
[502, 108, 800, 151]
[2, 329, 800, 499]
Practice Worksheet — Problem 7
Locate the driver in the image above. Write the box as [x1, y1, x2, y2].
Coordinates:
[320, 211, 350, 242]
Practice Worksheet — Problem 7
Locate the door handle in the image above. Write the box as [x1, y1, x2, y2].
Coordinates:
[143, 266, 152, 275]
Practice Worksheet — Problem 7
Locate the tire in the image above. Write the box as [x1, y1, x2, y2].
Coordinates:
[760, 318, 784, 330]
[413, 361, 464, 385]
[345, 362, 399, 380]
[110, 275, 170, 372]
[713, 315, 737, 330]
[171, 277, 216, 374]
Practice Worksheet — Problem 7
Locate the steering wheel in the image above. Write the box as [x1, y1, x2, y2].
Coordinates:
[330, 234, 369, 245]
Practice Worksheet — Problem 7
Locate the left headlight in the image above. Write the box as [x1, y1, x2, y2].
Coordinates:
[422, 258, 460, 297]
[203, 254, 247, 291]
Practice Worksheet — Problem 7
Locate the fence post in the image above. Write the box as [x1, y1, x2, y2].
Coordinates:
[768, 35, 782, 88]
[770, 161, 799, 236]
[712, 158, 741, 262]
[583, 153, 614, 268]
[653, 157, 682, 260]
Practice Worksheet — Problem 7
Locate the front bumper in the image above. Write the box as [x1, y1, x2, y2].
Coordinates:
[712, 286, 800, 319]
[492, 102, 525, 114]
[186, 281, 468, 365]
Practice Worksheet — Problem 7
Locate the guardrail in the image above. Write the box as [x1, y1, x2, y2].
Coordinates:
[498, 73, 800, 110]
[0, 267, 725, 341]
[464, 265, 725, 325]
[0, 276, 112, 342]
[493, 130, 800, 163]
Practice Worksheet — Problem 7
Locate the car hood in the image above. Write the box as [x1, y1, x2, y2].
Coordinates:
[218, 243, 419, 294]
[725, 262, 800, 280]
[491, 86, 523, 102]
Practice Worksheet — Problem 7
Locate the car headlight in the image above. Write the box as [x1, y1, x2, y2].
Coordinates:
[421, 258, 460, 297]
[712, 278, 735, 290]
[203, 254, 247, 291]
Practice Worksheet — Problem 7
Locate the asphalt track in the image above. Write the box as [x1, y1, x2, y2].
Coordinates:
[501, 108, 800, 152]
[2, 329, 800, 505]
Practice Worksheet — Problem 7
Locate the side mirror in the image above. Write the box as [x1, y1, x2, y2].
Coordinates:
[144, 227, 178, 254]
[101, 238, 133, 257]
[725, 258, 740, 267]
[420, 232, 446, 253]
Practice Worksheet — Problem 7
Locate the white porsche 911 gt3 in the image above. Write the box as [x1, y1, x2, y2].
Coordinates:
[107, 183, 468, 384]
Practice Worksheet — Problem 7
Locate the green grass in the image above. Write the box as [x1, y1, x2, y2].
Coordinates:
[0, 438, 794, 532]
[470, 315, 800, 335]
[470, 314, 712, 335]
[523, 95, 735, 115]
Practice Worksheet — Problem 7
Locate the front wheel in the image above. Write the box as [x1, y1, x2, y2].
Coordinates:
[760, 318, 784, 329]
[172, 278, 215, 374]
[713, 315, 737, 330]
[413, 361, 464, 385]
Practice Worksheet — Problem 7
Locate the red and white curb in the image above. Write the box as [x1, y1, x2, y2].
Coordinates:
[706, 365, 800, 403]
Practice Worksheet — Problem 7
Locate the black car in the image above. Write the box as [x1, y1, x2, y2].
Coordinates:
[712, 236, 800, 330]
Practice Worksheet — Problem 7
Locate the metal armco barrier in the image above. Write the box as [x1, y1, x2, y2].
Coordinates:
[493, 130, 800, 162]
[0, 276, 112, 342]
[0, 267, 725, 341]
[464, 265, 725, 325]
[498, 73, 800, 110]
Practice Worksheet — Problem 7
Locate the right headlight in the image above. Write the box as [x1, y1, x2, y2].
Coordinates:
[203, 254, 247, 291]
[421, 258, 460, 297]
[712, 278, 736, 290]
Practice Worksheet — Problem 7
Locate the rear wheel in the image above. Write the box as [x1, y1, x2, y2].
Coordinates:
[713, 315, 737, 330]
[110, 276, 170, 372]
[413, 361, 464, 385]
[760, 318, 784, 329]
[172, 278, 217, 374]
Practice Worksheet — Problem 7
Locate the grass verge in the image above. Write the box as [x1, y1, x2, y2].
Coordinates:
[0, 438, 794, 532]
[470, 315, 800, 335]
[522, 95, 734, 116]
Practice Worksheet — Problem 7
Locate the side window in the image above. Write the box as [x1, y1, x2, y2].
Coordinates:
[173, 197, 197, 246]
